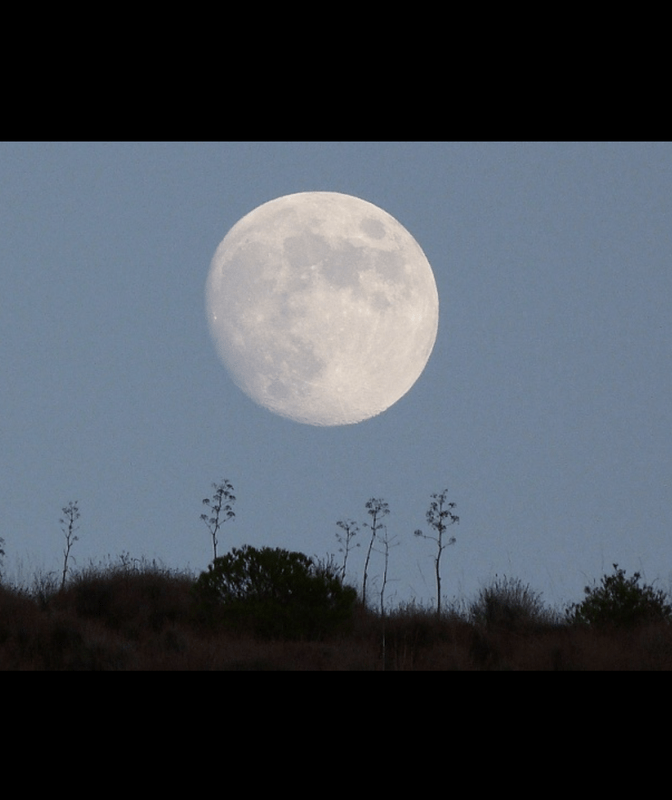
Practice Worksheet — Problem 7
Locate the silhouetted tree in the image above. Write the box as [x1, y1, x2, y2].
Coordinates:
[362, 498, 389, 607]
[60, 500, 80, 591]
[565, 564, 672, 629]
[192, 544, 357, 639]
[200, 479, 235, 560]
[414, 489, 459, 615]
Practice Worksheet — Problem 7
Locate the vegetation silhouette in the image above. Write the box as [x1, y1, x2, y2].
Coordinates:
[414, 489, 459, 615]
[335, 519, 360, 582]
[1, 558, 672, 669]
[200, 479, 236, 560]
[468, 575, 556, 630]
[565, 564, 672, 629]
[59, 501, 80, 591]
[192, 545, 357, 640]
[361, 498, 389, 607]
[1, 489, 671, 668]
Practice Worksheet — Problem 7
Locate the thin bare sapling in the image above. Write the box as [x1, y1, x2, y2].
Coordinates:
[60, 500, 80, 591]
[414, 489, 459, 615]
[374, 525, 399, 615]
[335, 518, 360, 582]
[201, 479, 236, 561]
[361, 498, 389, 607]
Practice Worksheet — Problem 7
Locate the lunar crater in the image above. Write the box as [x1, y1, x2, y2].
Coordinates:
[359, 217, 387, 239]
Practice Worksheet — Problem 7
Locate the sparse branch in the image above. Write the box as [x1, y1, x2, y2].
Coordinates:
[414, 489, 458, 615]
[60, 500, 80, 591]
[200, 479, 236, 561]
[335, 518, 360, 581]
[361, 498, 389, 607]
[373, 526, 399, 615]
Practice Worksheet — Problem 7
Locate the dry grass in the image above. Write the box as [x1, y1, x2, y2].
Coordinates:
[2, 562, 672, 669]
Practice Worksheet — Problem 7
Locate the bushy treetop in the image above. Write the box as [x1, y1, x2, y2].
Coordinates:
[566, 564, 672, 629]
[192, 544, 357, 639]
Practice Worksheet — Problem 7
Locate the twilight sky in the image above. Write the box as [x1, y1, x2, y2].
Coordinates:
[2, 141, 670, 611]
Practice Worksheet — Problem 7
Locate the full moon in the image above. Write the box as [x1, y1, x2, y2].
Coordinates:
[205, 191, 439, 426]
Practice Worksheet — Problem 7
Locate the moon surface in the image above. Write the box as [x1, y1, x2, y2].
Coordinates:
[205, 191, 439, 426]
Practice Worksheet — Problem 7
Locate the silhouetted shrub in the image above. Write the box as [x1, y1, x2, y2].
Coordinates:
[51, 558, 195, 636]
[469, 575, 555, 630]
[192, 545, 357, 640]
[565, 564, 672, 629]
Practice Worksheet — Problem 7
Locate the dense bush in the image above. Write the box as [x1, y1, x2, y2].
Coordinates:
[565, 564, 672, 629]
[192, 545, 357, 640]
[469, 575, 556, 630]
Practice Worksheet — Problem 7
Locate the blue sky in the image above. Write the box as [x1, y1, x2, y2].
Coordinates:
[2, 141, 671, 610]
